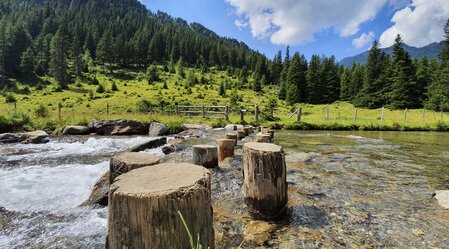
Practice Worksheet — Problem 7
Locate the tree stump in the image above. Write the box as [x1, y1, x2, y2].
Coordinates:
[262, 129, 274, 140]
[236, 130, 246, 139]
[217, 139, 235, 162]
[108, 163, 214, 249]
[193, 145, 218, 168]
[243, 142, 287, 220]
[225, 132, 238, 146]
[109, 152, 160, 184]
[243, 127, 251, 136]
[256, 132, 271, 143]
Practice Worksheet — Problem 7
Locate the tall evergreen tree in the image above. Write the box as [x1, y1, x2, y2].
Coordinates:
[279, 46, 290, 100]
[306, 55, 322, 104]
[50, 28, 69, 89]
[20, 47, 34, 77]
[286, 53, 307, 104]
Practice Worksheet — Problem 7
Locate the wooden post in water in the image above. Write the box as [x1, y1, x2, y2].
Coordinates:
[255, 105, 259, 122]
[109, 152, 160, 184]
[193, 145, 218, 169]
[225, 132, 238, 146]
[256, 132, 271, 143]
[354, 108, 358, 123]
[217, 139, 235, 162]
[107, 163, 214, 249]
[404, 109, 408, 124]
[236, 130, 246, 140]
[243, 142, 287, 220]
[381, 107, 385, 122]
[296, 106, 302, 122]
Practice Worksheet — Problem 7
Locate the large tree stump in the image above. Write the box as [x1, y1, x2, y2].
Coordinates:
[225, 132, 238, 146]
[256, 132, 271, 143]
[193, 145, 218, 168]
[236, 130, 246, 139]
[108, 163, 214, 249]
[243, 142, 287, 220]
[109, 152, 160, 184]
[217, 139, 235, 162]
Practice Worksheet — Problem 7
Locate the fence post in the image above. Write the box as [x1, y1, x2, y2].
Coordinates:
[202, 105, 205, 118]
[224, 106, 229, 120]
[404, 109, 408, 123]
[107, 103, 110, 116]
[381, 107, 385, 122]
[354, 108, 358, 123]
[240, 107, 244, 123]
[255, 105, 259, 122]
[422, 110, 425, 123]
[326, 104, 330, 121]
[175, 105, 179, 115]
[58, 104, 62, 122]
[13, 102, 17, 114]
[441, 110, 443, 122]
[296, 106, 302, 122]
[149, 104, 152, 113]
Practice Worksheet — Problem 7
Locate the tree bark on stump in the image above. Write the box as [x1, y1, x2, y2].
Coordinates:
[109, 152, 160, 184]
[256, 132, 271, 143]
[262, 129, 274, 140]
[108, 163, 214, 249]
[225, 132, 238, 146]
[243, 142, 287, 220]
[193, 145, 218, 168]
[217, 139, 235, 162]
[243, 127, 251, 136]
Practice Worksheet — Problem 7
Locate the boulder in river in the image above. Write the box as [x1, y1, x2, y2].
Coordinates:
[434, 190, 449, 209]
[80, 171, 110, 207]
[88, 119, 147, 135]
[148, 122, 169, 136]
[62, 125, 91, 135]
[0, 130, 49, 144]
[129, 137, 167, 152]
[162, 145, 175, 155]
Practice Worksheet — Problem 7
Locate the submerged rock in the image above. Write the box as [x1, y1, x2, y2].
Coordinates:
[148, 122, 169, 136]
[0, 130, 49, 144]
[62, 125, 91, 135]
[88, 119, 147, 135]
[162, 145, 175, 155]
[80, 171, 110, 207]
[434, 190, 449, 209]
[129, 137, 167, 152]
[243, 220, 276, 245]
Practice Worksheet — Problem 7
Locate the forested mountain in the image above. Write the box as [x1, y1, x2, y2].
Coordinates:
[340, 42, 443, 67]
[0, 0, 267, 89]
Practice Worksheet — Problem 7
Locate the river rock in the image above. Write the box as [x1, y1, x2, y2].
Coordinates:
[0, 131, 49, 144]
[162, 145, 175, 155]
[148, 122, 168, 136]
[129, 137, 167, 152]
[243, 220, 276, 245]
[80, 171, 110, 207]
[88, 119, 147, 135]
[175, 129, 206, 139]
[62, 125, 91, 135]
[181, 123, 212, 130]
[434, 190, 449, 209]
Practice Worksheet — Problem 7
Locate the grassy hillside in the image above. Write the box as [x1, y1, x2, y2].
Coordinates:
[1, 66, 449, 133]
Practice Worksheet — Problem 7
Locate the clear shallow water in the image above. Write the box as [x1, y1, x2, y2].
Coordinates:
[1, 131, 449, 248]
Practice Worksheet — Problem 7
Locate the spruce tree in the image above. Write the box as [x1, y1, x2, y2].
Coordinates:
[340, 67, 352, 100]
[50, 29, 69, 89]
[440, 19, 449, 65]
[20, 47, 34, 77]
[279, 46, 290, 100]
[306, 55, 321, 104]
[286, 53, 307, 104]
[389, 34, 417, 109]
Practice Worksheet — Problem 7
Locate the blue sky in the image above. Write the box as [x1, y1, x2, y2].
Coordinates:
[142, 0, 449, 61]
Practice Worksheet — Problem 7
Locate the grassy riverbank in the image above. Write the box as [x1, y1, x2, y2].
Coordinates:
[1, 67, 449, 133]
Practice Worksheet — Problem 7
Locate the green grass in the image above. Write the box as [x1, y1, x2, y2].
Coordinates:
[1, 66, 449, 133]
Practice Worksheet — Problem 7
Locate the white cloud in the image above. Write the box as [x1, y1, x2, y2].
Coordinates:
[352, 32, 375, 48]
[234, 19, 248, 30]
[226, 0, 389, 45]
[379, 0, 449, 47]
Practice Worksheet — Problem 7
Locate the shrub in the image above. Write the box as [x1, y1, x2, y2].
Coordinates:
[136, 100, 152, 113]
[96, 84, 105, 93]
[35, 104, 49, 118]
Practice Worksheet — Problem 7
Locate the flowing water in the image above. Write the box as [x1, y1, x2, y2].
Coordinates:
[1, 131, 449, 248]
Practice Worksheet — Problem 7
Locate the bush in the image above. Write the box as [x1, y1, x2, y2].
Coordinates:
[0, 113, 31, 133]
[136, 100, 152, 113]
[96, 84, 105, 93]
[5, 94, 16, 103]
[35, 104, 49, 118]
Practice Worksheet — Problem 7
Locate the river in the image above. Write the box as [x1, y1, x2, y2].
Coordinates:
[1, 131, 448, 248]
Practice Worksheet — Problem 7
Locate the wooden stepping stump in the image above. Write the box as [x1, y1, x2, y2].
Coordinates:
[236, 130, 246, 139]
[107, 163, 214, 249]
[243, 142, 287, 220]
[193, 145, 218, 168]
[217, 139, 235, 162]
[243, 127, 251, 136]
[109, 152, 160, 184]
[262, 129, 274, 140]
[225, 132, 238, 146]
[256, 132, 271, 143]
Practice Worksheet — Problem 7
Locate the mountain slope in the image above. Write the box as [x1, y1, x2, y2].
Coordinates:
[340, 42, 443, 67]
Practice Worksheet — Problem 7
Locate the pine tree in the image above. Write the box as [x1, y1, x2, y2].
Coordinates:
[50, 29, 69, 89]
[321, 56, 339, 103]
[389, 34, 417, 109]
[218, 81, 226, 96]
[440, 19, 449, 65]
[415, 57, 431, 104]
[340, 67, 352, 100]
[279, 46, 290, 100]
[97, 29, 114, 66]
[286, 53, 307, 104]
[146, 64, 159, 84]
[176, 57, 185, 78]
[306, 55, 321, 104]
[20, 47, 34, 77]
